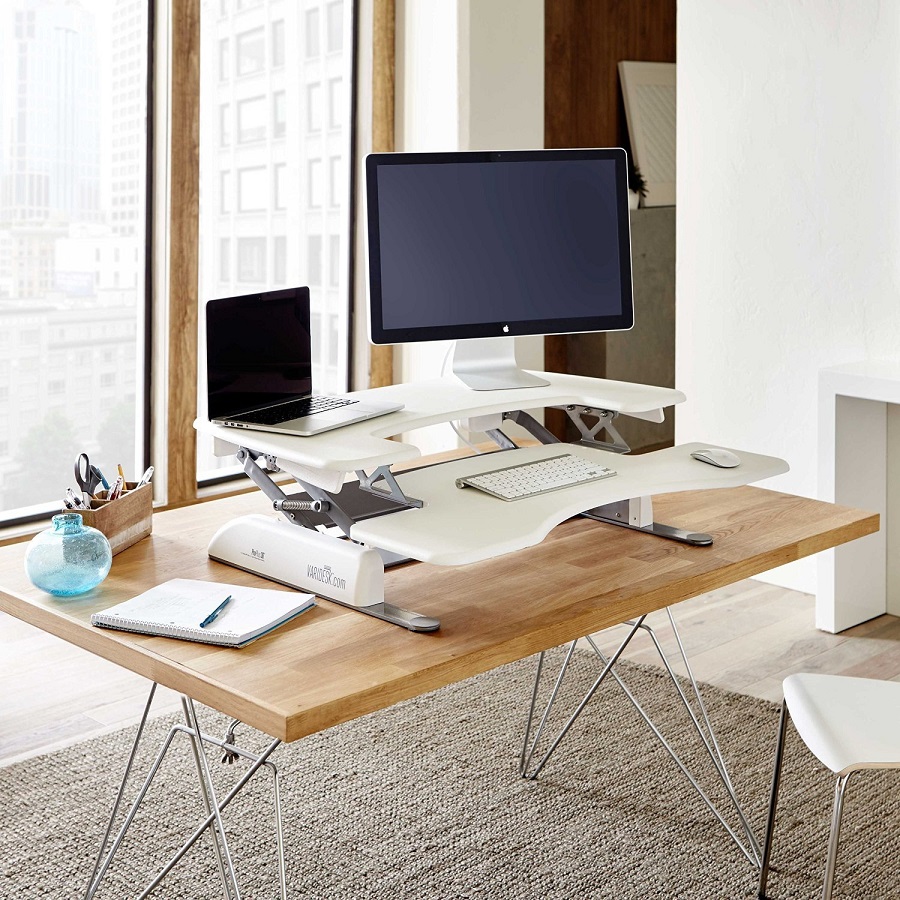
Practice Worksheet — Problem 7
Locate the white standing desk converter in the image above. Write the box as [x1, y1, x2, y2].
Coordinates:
[195, 371, 789, 620]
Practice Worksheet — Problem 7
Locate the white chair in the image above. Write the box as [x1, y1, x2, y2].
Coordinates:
[758, 673, 900, 899]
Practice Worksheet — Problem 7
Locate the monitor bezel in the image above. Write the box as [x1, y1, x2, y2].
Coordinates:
[365, 148, 635, 346]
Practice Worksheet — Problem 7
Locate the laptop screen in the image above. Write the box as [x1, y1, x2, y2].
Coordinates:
[206, 287, 313, 420]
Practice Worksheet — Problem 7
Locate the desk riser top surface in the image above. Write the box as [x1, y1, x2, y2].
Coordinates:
[195, 372, 686, 473]
[351, 441, 789, 565]
[0, 488, 877, 743]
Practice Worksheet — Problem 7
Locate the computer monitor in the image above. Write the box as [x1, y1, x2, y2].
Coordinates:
[365, 148, 634, 390]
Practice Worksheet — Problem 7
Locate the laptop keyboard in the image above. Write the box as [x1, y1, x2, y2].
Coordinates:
[232, 395, 357, 425]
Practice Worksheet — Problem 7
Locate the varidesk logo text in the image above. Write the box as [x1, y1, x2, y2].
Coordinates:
[307, 563, 346, 592]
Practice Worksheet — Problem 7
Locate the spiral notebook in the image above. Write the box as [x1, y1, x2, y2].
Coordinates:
[90, 579, 316, 647]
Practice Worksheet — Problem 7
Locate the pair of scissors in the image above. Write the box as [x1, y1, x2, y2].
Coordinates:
[74, 453, 102, 499]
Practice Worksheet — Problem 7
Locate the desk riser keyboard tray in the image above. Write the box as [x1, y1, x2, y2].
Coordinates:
[349, 442, 789, 566]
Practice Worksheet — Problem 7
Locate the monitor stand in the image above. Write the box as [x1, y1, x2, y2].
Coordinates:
[450, 337, 550, 391]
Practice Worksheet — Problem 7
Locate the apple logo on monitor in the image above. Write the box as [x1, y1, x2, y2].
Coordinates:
[502, 324, 509, 333]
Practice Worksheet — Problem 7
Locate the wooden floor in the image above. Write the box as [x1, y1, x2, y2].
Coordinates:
[2, 578, 899, 767]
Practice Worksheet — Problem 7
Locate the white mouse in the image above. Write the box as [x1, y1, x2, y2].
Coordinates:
[691, 447, 741, 468]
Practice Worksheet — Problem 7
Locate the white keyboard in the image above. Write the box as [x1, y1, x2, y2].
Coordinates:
[455, 452, 617, 501]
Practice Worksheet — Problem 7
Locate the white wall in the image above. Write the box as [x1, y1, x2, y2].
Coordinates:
[676, 1, 900, 592]
[393, 0, 544, 454]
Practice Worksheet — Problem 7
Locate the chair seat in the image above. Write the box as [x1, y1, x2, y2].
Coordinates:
[784, 673, 900, 776]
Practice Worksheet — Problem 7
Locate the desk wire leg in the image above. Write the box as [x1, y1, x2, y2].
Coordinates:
[519, 644, 573, 777]
[521, 617, 646, 781]
[84, 689, 285, 900]
[85, 692, 187, 899]
[181, 697, 242, 900]
[582, 624, 760, 867]
[84, 682, 157, 898]
[660, 609, 761, 863]
[520, 612, 760, 867]
[135, 735, 282, 900]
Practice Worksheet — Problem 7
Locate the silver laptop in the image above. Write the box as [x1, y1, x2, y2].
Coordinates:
[206, 287, 402, 437]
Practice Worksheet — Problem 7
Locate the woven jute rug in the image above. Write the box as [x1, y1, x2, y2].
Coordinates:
[0, 650, 896, 899]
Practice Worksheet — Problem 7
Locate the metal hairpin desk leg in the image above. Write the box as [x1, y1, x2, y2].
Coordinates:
[519, 609, 761, 867]
[84, 684, 285, 900]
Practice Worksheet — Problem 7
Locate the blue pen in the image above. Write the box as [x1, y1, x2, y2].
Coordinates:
[199, 594, 232, 628]
[92, 465, 110, 491]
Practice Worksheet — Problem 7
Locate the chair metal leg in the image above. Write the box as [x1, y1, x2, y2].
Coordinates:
[822, 773, 854, 900]
[758, 701, 790, 898]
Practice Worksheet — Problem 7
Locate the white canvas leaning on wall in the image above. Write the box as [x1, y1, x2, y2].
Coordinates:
[618, 61, 676, 207]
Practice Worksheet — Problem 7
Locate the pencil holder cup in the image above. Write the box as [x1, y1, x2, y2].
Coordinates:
[25, 513, 112, 596]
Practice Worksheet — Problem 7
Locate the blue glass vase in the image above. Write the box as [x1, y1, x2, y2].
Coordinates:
[25, 513, 112, 596]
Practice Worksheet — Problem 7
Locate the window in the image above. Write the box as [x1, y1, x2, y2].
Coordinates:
[236, 28, 264, 76]
[218, 38, 230, 80]
[0, 0, 149, 522]
[274, 235, 286, 284]
[197, 1, 355, 481]
[326, 2, 343, 53]
[328, 234, 340, 287]
[272, 20, 285, 68]
[238, 166, 267, 212]
[328, 77, 342, 130]
[237, 96, 266, 142]
[306, 83, 322, 132]
[307, 234, 322, 285]
[219, 103, 231, 146]
[219, 170, 232, 213]
[219, 237, 231, 281]
[274, 163, 287, 210]
[329, 155, 342, 208]
[305, 8, 320, 57]
[237, 237, 266, 282]
[308, 159, 323, 208]
[273, 90, 286, 138]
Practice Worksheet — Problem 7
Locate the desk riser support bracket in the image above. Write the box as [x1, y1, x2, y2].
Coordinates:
[236, 447, 317, 530]
[582, 497, 713, 547]
[557, 405, 631, 454]
[355, 465, 423, 509]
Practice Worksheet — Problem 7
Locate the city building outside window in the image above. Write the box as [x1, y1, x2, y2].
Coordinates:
[0, 0, 149, 522]
[198, 0, 354, 480]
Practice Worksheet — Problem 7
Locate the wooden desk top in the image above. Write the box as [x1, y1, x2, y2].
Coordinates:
[0, 486, 877, 743]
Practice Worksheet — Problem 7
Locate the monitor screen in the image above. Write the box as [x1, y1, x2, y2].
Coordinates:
[365, 148, 634, 346]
